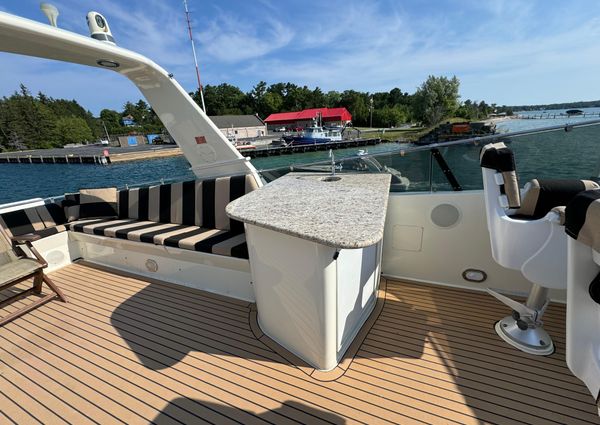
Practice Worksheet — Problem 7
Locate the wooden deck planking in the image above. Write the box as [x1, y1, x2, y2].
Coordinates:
[0, 263, 598, 425]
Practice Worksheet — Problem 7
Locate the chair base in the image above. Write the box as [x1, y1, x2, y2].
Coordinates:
[494, 316, 555, 356]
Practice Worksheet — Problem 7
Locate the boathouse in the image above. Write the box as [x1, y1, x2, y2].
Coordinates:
[209, 114, 267, 140]
[264, 107, 352, 131]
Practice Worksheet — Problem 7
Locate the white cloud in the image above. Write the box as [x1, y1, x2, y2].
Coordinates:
[0, 54, 140, 114]
[197, 8, 294, 63]
[232, 2, 600, 104]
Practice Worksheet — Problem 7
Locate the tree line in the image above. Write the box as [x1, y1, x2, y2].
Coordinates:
[1, 76, 518, 151]
[507, 100, 600, 112]
[0, 85, 162, 151]
[191, 76, 510, 128]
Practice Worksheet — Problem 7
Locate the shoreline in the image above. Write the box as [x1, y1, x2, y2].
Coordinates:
[482, 116, 515, 125]
[109, 147, 182, 162]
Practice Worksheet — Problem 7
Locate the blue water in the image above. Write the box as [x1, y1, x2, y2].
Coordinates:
[0, 143, 400, 204]
[497, 107, 600, 132]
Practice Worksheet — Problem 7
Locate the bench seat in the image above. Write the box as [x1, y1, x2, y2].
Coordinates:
[67, 217, 249, 258]
[1, 175, 258, 261]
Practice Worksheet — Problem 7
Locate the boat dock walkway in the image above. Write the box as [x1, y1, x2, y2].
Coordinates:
[244, 137, 382, 158]
[517, 112, 600, 119]
[0, 138, 384, 163]
[0, 145, 182, 165]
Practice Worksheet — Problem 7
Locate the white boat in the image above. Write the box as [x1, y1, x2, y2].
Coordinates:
[284, 117, 344, 145]
[0, 7, 599, 424]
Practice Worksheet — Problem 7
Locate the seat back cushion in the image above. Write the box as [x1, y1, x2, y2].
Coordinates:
[565, 189, 600, 252]
[480, 142, 521, 208]
[117, 174, 259, 231]
[0, 207, 45, 238]
[215, 174, 259, 231]
[79, 187, 118, 219]
[62, 193, 81, 222]
[516, 179, 600, 220]
[35, 203, 67, 227]
[0, 202, 67, 239]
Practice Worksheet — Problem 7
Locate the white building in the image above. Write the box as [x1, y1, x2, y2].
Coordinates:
[209, 115, 267, 140]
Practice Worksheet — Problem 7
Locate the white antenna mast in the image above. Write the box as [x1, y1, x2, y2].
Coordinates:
[183, 0, 206, 113]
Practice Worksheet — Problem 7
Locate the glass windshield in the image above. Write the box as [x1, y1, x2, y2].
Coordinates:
[257, 119, 600, 193]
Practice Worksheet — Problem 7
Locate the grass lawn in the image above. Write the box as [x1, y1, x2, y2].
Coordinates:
[356, 117, 470, 141]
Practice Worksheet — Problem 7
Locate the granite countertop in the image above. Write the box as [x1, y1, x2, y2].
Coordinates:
[226, 173, 391, 249]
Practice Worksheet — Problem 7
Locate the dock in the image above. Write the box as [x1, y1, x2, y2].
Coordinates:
[0, 145, 182, 165]
[242, 137, 382, 158]
[517, 112, 600, 119]
[0, 138, 383, 163]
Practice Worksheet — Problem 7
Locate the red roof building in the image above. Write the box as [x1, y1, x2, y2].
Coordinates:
[264, 107, 352, 128]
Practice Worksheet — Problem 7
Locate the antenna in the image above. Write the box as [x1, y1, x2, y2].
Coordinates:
[40, 3, 59, 27]
[183, 0, 206, 113]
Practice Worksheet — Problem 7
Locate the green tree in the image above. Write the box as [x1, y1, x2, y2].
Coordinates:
[8, 85, 58, 148]
[250, 81, 285, 117]
[259, 92, 283, 117]
[195, 84, 248, 115]
[324, 90, 341, 108]
[310, 87, 326, 108]
[413, 75, 460, 126]
[55, 116, 93, 144]
[388, 88, 411, 106]
[339, 90, 369, 126]
[99, 109, 123, 133]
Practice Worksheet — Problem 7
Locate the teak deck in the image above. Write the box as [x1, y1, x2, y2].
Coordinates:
[0, 263, 598, 424]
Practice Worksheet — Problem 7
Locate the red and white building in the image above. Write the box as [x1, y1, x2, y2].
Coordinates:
[264, 107, 352, 131]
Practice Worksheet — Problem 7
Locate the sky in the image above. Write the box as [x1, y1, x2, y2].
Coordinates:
[0, 0, 599, 115]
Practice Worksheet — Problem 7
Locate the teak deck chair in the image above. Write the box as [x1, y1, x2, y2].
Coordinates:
[0, 230, 67, 326]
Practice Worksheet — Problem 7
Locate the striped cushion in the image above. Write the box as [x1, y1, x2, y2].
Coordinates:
[68, 217, 249, 258]
[0, 207, 45, 238]
[35, 203, 67, 227]
[79, 188, 118, 219]
[117, 174, 258, 230]
[480, 142, 521, 209]
[68, 175, 259, 259]
[565, 189, 600, 252]
[62, 193, 81, 221]
[514, 179, 600, 220]
[32, 225, 67, 238]
[0, 203, 67, 238]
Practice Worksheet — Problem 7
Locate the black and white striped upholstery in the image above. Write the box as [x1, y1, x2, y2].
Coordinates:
[0, 203, 67, 238]
[69, 175, 258, 259]
[117, 175, 255, 230]
[480, 142, 521, 209]
[515, 179, 599, 220]
[565, 189, 600, 252]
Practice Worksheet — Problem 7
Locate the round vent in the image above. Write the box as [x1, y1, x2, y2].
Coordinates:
[431, 203, 461, 228]
[46, 250, 65, 265]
